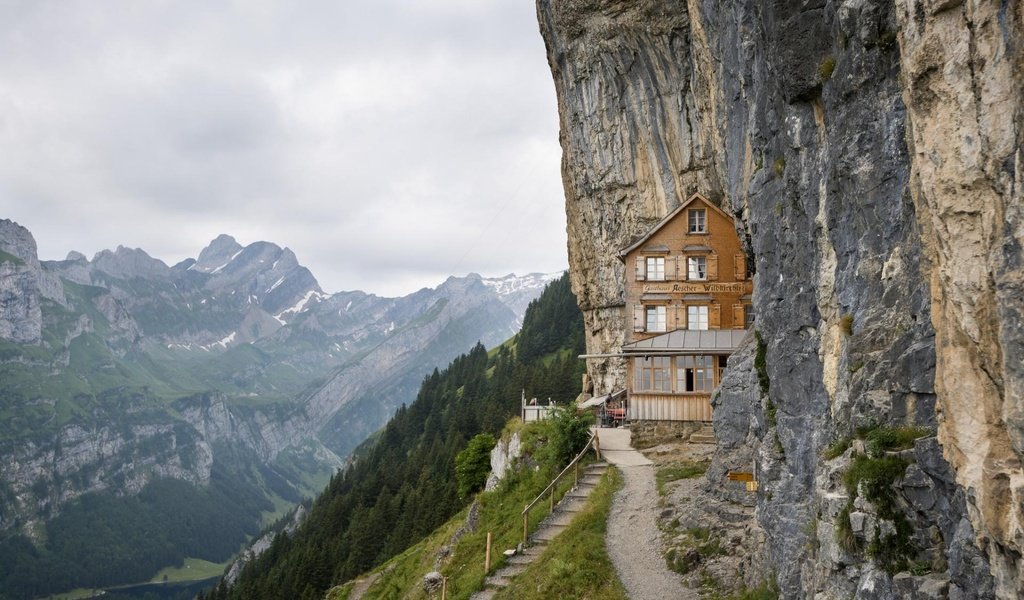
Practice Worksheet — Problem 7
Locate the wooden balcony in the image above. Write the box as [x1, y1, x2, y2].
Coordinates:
[627, 392, 712, 422]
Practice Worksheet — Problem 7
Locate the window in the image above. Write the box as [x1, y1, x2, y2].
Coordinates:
[676, 355, 715, 392]
[687, 256, 707, 280]
[687, 306, 708, 330]
[646, 305, 667, 332]
[688, 208, 707, 233]
[646, 256, 665, 281]
[745, 304, 755, 328]
[635, 356, 671, 392]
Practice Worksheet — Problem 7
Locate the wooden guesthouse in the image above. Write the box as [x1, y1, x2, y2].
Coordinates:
[617, 193, 753, 421]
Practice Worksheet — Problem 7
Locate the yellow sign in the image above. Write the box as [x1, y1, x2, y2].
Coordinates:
[643, 282, 748, 294]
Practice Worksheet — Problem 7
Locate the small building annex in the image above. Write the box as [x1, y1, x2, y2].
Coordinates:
[617, 193, 754, 421]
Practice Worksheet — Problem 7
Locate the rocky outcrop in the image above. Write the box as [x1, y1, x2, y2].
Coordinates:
[485, 430, 523, 491]
[540, 0, 1019, 597]
[895, 2, 1024, 597]
[0, 220, 43, 344]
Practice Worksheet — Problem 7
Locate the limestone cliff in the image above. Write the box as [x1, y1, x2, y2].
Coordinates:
[540, 0, 1021, 597]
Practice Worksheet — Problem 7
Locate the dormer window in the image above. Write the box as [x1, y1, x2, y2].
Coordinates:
[688, 208, 707, 233]
[646, 256, 665, 281]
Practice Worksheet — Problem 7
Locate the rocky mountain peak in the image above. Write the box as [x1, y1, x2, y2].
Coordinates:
[193, 234, 244, 273]
[0, 219, 42, 344]
[91, 246, 170, 280]
[65, 251, 87, 262]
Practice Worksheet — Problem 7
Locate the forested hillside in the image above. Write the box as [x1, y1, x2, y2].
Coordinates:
[203, 272, 584, 600]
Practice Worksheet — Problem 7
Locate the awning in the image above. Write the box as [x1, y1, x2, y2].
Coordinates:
[641, 293, 672, 301]
[577, 389, 625, 409]
[642, 244, 670, 253]
[682, 294, 713, 301]
[683, 245, 713, 252]
[622, 329, 751, 354]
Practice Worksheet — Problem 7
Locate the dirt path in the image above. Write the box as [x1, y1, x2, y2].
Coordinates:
[597, 428, 695, 600]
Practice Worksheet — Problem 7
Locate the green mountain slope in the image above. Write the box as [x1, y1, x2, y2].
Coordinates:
[202, 272, 585, 600]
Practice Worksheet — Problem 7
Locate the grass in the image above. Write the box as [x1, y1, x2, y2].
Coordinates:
[149, 557, 230, 583]
[772, 158, 786, 178]
[754, 331, 770, 397]
[839, 314, 854, 336]
[325, 581, 355, 600]
[819, 56, 836, 81]
[822, 437, 851, 460]
[351, 421, 596, 600]
[0, 249, 26, 265]
[860, 425, 932, 456]
[705, 580, 780, 600]
[665, 526, 727, 575]
[656, 460, 709, 495]
[494, 468, 627, 600]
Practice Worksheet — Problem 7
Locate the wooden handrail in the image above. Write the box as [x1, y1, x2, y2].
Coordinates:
[521, 430, 600, 546]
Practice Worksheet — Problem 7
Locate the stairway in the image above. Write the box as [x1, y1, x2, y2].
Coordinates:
[469, 462, 609, 600]
[689, 425, 716, 445]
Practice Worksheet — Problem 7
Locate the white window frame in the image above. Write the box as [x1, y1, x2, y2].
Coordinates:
[687, 256, 707, 281]
[676, 355, 715, 393]
[687, 305, 709, 330]
[646, 305, 667, 332]
[688, 208, 707, 233]
[635, 356, 672, 392]
[646, 256, 665, 281]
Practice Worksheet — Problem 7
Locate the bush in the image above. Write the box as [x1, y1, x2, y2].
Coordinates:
[819, 56, 836, 81]
[547, 406, 594, 468]
[455, 433, 497, 498]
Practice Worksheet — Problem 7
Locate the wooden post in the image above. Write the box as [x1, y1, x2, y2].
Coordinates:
[523, 507, 528, 546]
[485, 532, 492, 572]
[550, 487, 554, 511]
[441, 576, 447, 600]
[594, 431, 601, 460]
[574, 462, 579, 487]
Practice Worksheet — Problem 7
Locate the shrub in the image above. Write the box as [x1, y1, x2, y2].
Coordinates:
[754, 331, 770, 396]
[455, 433, 497, 498]
[822, 437, 851, 460]
[819, 56, 836, 81]
[839, 314, 854, 336]
[546, 405, 595, 468]
[772, 157, 786, 177]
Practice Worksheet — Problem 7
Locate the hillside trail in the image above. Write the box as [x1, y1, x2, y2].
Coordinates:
[597, 427, 696, 600]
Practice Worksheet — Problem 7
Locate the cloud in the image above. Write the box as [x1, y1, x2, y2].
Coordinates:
[0, 0, 566, 297]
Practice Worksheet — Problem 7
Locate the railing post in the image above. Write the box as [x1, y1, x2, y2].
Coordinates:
[523, 507, 528, 546]
[594, 431, 601, 460]
[485, 532, 492, 573]
[550, 487, 554, 511]
[575, 462, 579, 487]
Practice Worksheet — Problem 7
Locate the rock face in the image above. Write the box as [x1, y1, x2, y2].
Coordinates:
[0, 220, 43, 344]
[539, 0, 1020, 597]
[895, 3, 1024, 597]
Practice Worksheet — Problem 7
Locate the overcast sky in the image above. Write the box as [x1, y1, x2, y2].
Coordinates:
[0, 1, 567, 297]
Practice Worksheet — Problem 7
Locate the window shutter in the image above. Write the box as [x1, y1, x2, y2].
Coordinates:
[732, 304, 745, 329]
[635, 256, 645, 281]
[633, 304, 645, 332]
[677, 305, 687, 330]
[682, 256, 689, 281]
[709, 303, 721, 329]
[734, 254, 746, 280]
[707, 254, 719, 280]
[665, 256, 676, 280]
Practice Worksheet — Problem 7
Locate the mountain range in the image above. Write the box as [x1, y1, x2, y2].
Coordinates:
[0, 217, 558, 594]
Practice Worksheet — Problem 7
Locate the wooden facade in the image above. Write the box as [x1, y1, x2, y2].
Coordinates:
[618, 193, 754, 422]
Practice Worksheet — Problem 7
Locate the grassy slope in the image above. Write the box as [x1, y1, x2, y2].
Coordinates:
[325, 443, 626, 600]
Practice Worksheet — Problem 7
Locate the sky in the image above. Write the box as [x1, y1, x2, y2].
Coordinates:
[0, 1, 567, 297]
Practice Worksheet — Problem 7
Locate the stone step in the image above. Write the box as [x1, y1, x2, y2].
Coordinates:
[585, 462, 609, 471]
[484, 575, 510, 588]
[533, 524, 566, 541]
[548, 513, 577, 527]
[505, 553, 536, 565]
[469, 590, 498, 600]
[689, 434, 717, 444]
[494, 564, 528, 579]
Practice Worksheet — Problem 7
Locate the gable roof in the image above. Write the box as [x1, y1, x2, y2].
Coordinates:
[617, 193, 735, 260]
